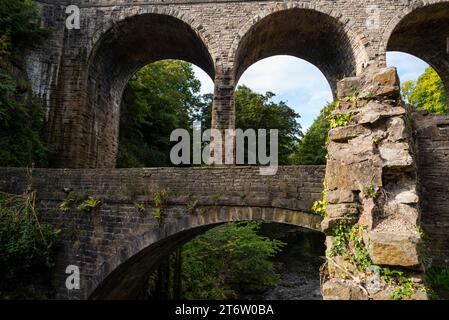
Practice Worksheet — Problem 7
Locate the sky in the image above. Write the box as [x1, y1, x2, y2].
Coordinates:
[192, 52, 429, 131]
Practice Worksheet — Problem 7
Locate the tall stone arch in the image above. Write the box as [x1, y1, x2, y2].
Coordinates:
[210, 5, 370, 164]
[48, 9, 216, 168]
[382, 1, 449, 106]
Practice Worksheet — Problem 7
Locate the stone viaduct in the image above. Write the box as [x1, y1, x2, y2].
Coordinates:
[1, 0, 449, 299]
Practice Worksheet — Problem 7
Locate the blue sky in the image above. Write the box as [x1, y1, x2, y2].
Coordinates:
[192, 52, 429, 131]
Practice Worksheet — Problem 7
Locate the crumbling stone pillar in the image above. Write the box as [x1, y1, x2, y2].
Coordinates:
[321, 67, 427, 300]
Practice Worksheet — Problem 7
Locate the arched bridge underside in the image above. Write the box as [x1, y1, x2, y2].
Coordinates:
[29, 0, 449, 168]
[0, 166, 324, 299]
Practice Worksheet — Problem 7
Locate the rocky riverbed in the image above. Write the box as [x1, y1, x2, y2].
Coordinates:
[242, 224, 326, 300]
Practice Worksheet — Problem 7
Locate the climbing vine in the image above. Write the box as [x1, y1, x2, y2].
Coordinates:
[328, 222, 418, 300]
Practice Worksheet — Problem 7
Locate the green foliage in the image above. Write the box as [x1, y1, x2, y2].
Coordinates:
[0, 1, 50, 167]
[117, 60, 204, 167]
[426, 266, 449, 292]
[180, 222, 285, 299]
[401, 67, 447, 115]
[291, 102, 335, 165]
[380, 268, 415, 300]
[234, 85, 302, 165]
[363, 186, 377, 199]
[152, 188, 169, 222]
[328, 113, 351, 129]
[0, 191, 60, 299]
[0, 0, 48, 57]
[329, 222, 417, 300]
[198, 85, 302, 165]
[312, 190, 327, 218]
[0, 70, 49, 166]
[134, 202, 145, 213]
[59, 199, 74, 213]
[187, 199, 198, 211]
[76, 197, 102, 213]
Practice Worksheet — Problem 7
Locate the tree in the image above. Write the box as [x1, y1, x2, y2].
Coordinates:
[117, 60, 204, 167]
[402, 67, 447, 115]
[0, 0, 47, 58]
[196, 85, 302, 165]
[180, 222, 285, 299]
[0, 0, 49, 167]
[290, 102, 335, 165]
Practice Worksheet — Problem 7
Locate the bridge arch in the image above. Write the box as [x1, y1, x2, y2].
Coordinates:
[230, 6, 370, 93]
[82, 12, 215, 167]
[87, 207, 322, 300]
[383, 1, 449, 106]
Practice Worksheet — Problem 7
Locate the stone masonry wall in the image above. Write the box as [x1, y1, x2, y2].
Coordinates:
[415, 111, 449, 265]
[0, 166, 324, 299]
[28, 0, 449, 168]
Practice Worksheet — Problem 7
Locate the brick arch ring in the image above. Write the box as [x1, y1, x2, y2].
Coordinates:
[87, 206, 322, 300]
[227, 1, 371, 79]
[87, 5, 218, 71]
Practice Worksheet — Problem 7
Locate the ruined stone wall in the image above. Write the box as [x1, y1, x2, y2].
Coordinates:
[415, 112, 449, 265]
[321, 67, 427, 300]
[0, 166, 324, 299]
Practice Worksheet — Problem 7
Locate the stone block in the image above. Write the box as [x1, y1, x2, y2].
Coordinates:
[379, 142, 414, 168]
[327, 190, 357, 204]
[352, 101, 406, 125]
[321, 216, 358, 235]
[337, 77, 361, 99]
[327, 203, 359, 218]
[329, 125, 370, 142]
[326, 159, 383, 191]
[322, 279, 368, 300]
[363, 231, 421, 267]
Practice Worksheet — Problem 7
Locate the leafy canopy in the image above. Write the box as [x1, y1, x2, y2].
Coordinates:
[117, 60, 204, 167]
[180, 222, 285, 299]
[291, 102, 335, 165]
[401, 67, 447, 115]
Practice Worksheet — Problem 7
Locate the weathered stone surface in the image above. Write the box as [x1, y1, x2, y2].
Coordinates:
[326, 203, 359, 219]
[366, 67, 400, 98]
[336, 77, 361, 99]
[386, 117, 407, 142]
[395, 190, 419, 204]
[379, 142, 414, 168]
[415, 112, 449, 264]
[352, 102, 406, 125]
[363, 232, 421, 267]
[326, 159, 383, 191]
[322, 279, 368, 300]
[321, 216, 358, 235]
[329, 125, 370, 142]
[358, 198, 376, 230]
[327, 190, 357, 204]
[328, 139, 375, 164]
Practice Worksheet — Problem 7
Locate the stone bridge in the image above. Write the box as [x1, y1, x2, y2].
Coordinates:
[2, 0, 449, 300]
[0, 166, 324, 299]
